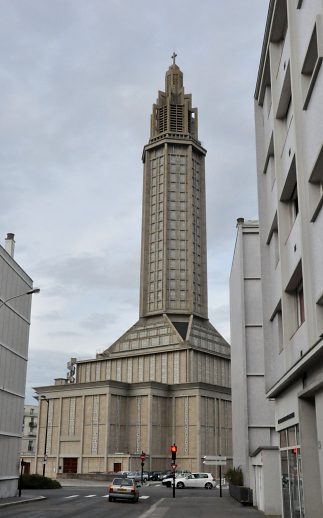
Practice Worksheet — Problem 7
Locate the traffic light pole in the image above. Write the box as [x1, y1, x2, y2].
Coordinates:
[140, 451, 146, 485]
[170, 443, 177, 498]
[173, 469, 175, 498]
[219, 465, 222, 498]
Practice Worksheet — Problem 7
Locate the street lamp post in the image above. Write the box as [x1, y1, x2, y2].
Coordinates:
[41, 396, 50, 477]
[0, 287, 40, 310]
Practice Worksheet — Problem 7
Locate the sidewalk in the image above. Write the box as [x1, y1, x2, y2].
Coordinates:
[155, 491, 280, 518]
[0, 493, 46, 509]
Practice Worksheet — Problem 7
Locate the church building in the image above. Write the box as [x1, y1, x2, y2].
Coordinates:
[34, 58, 232, 477]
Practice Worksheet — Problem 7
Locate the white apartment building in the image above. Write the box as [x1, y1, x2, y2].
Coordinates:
[230, 219, 281, 515]
[20, 405, 38, 474]
[254, 1, 323, 516]
[0, 234, 37, 498]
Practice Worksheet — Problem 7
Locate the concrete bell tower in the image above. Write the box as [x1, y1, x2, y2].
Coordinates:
[140, 55, 208, 332]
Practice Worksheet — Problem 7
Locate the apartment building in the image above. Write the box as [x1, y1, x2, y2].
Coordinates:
[230, 219, 281, 515]
[20, 405, 38, 474]
[254, 1, 323, 516]
[0, 234, 37, 497]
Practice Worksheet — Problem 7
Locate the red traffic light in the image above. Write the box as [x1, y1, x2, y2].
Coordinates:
[170, 443, 177, 461]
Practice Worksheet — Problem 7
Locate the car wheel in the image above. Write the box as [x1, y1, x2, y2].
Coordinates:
[166, 482, 171, 488]
[205, 482, 213, 489]
[108, 496, 114, 502]
[176, 482, 185, 489]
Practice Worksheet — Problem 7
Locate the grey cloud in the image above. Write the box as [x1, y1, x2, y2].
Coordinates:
[80, 312, 117, 331]
[48, 330, 81, 337]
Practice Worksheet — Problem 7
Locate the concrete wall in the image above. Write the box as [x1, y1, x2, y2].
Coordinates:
[230, 220, 280, 513]
[34, 381, 232, 478]
[254, 1, 323, 515]
[0, 244, 34, 498]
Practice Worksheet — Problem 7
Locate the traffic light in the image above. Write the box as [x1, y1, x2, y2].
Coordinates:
[170, 443, 177, 461]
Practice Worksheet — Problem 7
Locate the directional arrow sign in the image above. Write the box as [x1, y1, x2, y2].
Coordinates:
[203, 456, 227, 461]
[203, 460, 227, 466]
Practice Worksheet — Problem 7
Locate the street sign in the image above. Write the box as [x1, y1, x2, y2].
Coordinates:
[203, 459, 227, 466]
[140, 452, 146, 462]
[203, 456, 227, 461]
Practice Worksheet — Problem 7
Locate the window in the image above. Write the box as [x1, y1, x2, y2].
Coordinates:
[297, 283, 305, 327]
[279, 425, 305, 517]
[285, 261, 304, 336]
[290, 184, 299, 220]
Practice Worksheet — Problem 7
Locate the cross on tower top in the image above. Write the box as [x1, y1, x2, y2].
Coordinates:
[171, 52, 177, 65]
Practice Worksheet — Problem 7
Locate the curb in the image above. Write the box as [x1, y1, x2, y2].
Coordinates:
[0, 496, 47, 508]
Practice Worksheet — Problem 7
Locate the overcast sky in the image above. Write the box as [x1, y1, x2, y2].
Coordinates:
[0, 1, 269, 403]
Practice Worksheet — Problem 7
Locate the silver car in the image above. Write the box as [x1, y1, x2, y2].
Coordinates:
[108, 477, 139, 503]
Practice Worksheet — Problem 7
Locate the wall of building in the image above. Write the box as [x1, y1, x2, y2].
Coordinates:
[254, 1, 323, 515]
[230, 220, 280, 514]
[0, 243, 34, 498]
[34, 381, 231, 478]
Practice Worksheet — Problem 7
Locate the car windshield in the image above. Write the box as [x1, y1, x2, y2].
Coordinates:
[113, 478, 134, 486]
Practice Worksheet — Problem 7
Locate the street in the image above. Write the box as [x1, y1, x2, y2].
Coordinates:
[0, 483, 270, 518]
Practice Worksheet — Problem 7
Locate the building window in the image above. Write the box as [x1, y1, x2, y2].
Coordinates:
[297, 283, 305, 327]
[280, 425, 305, 517]
[290, 183, 299, 221]
[28, 440, 33, 452]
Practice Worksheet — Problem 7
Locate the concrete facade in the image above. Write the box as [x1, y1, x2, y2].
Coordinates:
[255, 1, 323, 516]
[230, 219, 281, 515]
[34, 60, 232, 478]
[0, 235, 35, 498]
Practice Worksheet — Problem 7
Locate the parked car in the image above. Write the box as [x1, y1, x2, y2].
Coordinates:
[170, 472, 215, 489]
[116, 470, 131, 477]
[127, 471, 148, 483]
[149, 471, 163, 481]
[108, 477, 139, 503]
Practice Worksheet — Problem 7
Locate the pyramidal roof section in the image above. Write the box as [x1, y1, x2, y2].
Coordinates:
[99, 315, 229, 358]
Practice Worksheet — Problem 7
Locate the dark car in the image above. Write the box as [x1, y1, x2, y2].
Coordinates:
[149, 471, 163, 481]
[108, 477, 139, 503]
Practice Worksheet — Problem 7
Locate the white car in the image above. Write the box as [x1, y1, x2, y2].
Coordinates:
[162, 473, 188, 487]
[173, 472, 215, 489]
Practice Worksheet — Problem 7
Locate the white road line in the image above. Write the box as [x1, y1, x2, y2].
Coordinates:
[84, 494, 97, 498]
[64, 495, 79, 499]
[139, 495, 150, 499]
[102, 494, 110, 498]
[138, 498, 167, 518]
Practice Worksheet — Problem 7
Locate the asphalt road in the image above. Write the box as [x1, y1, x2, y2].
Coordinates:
[1, 484, 268, 518]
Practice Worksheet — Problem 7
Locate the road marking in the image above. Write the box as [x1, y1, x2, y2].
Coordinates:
[139, 495, 150, 499]
[64, 495, 79, 499]
[84, 494, 97, 498]
[138, 498, 166, 518]
[102, 494, 110, 498]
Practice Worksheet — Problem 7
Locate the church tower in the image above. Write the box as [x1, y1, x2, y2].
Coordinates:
[34, 58, 232, 477]
[140, 54, 207, 323]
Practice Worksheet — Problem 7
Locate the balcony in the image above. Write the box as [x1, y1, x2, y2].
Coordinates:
[274, 35, 291, 119]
